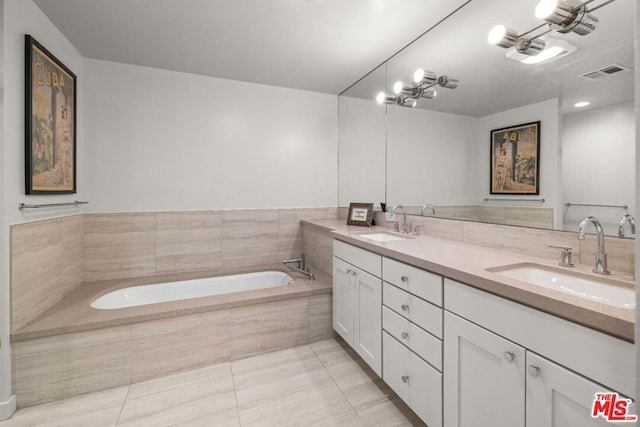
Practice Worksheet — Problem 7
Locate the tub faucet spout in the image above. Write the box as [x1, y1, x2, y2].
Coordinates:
[283, 254, 315, 281]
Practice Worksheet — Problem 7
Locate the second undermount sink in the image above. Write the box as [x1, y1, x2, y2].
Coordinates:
[486, 263, 635, 309]
[357, 231, 414, 243]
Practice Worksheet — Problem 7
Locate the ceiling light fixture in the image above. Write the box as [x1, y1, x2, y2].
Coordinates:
[489, 0, 613, 58]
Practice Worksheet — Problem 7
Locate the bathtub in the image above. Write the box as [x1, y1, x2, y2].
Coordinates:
[91, 270, 295, 309]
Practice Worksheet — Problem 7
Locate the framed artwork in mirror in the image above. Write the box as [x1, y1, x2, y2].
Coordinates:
[347, 202, 374, 227]
[490, 121, 540, 195]
[25, 35, 77, 194]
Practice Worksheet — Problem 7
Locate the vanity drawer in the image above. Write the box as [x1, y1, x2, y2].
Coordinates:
[333, 240, 382, 278]
[383, 332, 442, 427]
[383, 282, 443, 339]
[383, 306, 442, 371]
[383, 258, 443, 306]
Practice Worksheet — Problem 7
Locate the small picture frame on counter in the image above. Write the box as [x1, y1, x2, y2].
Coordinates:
[347, 202, 374, 227]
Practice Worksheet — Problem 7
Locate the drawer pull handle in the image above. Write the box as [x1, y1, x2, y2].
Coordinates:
[401, 304, 409, 312]
[401, 332, 409, 339]
[528, 365, 540, 377]
[401, 276, 409, 283]
[503, 351, 515, 363]
[402, 375, 409, 383]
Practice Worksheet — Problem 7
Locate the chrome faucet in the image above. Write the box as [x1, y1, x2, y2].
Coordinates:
[392, 205, 408, 233]
[578, 216, 610, 275]
[618, 214, 636, 237]
[282, 254, 314, 280]
[421, 204, 436, 216]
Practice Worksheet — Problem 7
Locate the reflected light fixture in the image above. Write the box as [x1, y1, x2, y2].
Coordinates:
[377, 69, 458, 108]
[574, 101, 590, 107]
[489, 0, 613, 60]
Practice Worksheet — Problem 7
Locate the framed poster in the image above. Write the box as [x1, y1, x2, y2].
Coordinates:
[490, 121, 540, 195]
[25, 35, 77, 194]
[347, 202, 374, 227]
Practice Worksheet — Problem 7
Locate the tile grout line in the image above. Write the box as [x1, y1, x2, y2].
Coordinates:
[113, 384, 132, 426]
[309, 340, 366, 426]
[229, 360, 245, 427]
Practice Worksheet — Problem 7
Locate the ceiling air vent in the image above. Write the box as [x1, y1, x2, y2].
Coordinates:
[579, 63, 632, 80]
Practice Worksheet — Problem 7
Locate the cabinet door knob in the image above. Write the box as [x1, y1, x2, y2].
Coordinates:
[401, 275, 409, 283]
[346, 269, 351, 275]
[351, 271, 357, 277]
[401, 304, 409, 312]
[503, 351, 515, 363]
[528, 365, 540, 377]
[402, 375, 409, 383]
[401, 331, 409, 339]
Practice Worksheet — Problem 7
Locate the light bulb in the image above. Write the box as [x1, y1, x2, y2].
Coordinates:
[376, 92, 385, 104]
[488, 25, 506, 45]
[393, 81, 404, 95]
[535, 0, 558, 19]
[574, 101, 590, 107]
[413, 69, 425, 84]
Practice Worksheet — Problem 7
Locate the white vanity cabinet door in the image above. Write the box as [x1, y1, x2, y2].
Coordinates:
[333, 257, 355, 343]
[444, 311, 525, 427]
[526, 352, 631, 427]
[353, 267, 382, 375]
[383, 332, 442, 427]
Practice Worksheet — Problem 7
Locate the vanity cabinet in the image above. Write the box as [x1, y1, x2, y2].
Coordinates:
[333, 240, 382, 375]
[444, 278, 635, 427]
[381, 257, 444, 427]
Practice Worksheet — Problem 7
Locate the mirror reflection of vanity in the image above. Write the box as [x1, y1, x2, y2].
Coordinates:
[338, 0, 635, 237]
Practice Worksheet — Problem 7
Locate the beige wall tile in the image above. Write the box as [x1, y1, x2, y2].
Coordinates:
[131, 310, 231, 383]
[413, 216, 465, 242]
[579, 235, 634, 274]
[463, 221, 579, 262]
[222, 210, 279, 269]
[156, 211, 223, 274]
[277, 208, 330, 261]
[11, 219, 64, 331]
[504, 207, 554, 228]
[230, 298, 309, 360]
[62, 215, 85, 291]
[308, 294, 335, 343]
[12, 326, 132, 408]
[302, 226, 334, 277]
[84, 214, 156, 281]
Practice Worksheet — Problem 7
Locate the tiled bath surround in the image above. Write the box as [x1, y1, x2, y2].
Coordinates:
[10, 207, 337, 408]
[11, 208, 337, 332]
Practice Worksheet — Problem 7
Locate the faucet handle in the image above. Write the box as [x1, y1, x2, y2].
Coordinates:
[413, 225, 421, 236]
[393, 222, 400, 232]
[547, 244, 574, 267]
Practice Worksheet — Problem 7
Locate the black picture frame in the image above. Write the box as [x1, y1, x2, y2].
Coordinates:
[25, 35, 77, 194]
[490, 121, 540, 195]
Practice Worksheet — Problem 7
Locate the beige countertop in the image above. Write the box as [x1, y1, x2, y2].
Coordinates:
[12, 264, 331, 342]
[303, 219, 635, 342]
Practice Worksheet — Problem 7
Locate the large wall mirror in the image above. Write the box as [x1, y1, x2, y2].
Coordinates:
[338, 0, 635, 237]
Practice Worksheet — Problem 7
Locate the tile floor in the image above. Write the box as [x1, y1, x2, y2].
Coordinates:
[1, 338, 425, 426]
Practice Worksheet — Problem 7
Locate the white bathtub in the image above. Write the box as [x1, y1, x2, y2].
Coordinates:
[91, 271, 295, 309]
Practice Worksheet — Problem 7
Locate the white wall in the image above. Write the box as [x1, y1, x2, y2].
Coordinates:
[84, 59, 338, 212]
[563, 102, 635, 235]
[2, 0, 86, 418]
[386, 105, 478, 206]
[338, 96, 386, 207]
[476, 99, 561, 227]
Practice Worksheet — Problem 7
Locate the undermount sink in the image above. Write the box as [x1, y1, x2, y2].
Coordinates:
[357, 231, 414, 243]
[487, 263, 635, 309]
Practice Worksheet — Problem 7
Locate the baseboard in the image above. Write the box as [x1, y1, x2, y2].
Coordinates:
[0, 395, 16, 420]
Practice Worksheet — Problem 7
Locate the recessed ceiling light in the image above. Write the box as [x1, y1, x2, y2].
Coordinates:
[521, 46, 564, 64]
[574, 101, 590, 108]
